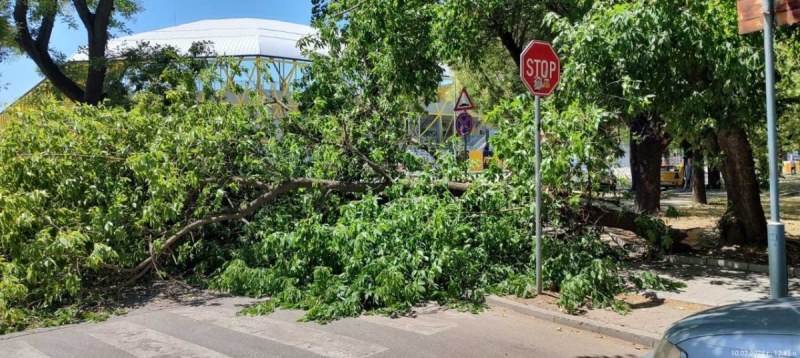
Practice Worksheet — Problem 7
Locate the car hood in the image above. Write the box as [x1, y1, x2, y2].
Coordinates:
[665, 297, 800, 343]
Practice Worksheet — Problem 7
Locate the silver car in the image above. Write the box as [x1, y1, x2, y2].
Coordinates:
[648, 297, 800, 358]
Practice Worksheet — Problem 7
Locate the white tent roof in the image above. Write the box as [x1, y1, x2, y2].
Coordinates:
[71, 18, 314, 61]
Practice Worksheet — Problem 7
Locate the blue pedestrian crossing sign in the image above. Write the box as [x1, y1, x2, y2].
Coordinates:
[456, 112, 474, 136]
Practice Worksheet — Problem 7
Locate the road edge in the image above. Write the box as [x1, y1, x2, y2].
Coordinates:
[486, 295, 661, 348]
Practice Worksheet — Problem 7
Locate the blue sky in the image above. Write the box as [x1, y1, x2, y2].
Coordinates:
[0, 0, 313, 108]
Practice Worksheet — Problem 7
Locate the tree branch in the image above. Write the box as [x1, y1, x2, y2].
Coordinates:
[489, 20, 522, 69]
[13, 0, 85, 102]
[118, 176, 470, 288]
[35, 7, 56, 52]
[71, 0, 94, 31]
[82, 0, 114, 104]
[123, 178, 389, 283]
[346, 142, 396, 183]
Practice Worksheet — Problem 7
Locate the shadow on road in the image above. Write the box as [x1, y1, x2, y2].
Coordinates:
[113, 280, 232, 313]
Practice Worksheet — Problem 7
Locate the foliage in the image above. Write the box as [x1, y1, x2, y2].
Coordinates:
[634, 216, 675, 258]
[433, 0, 592, 111]
[211, 179, 531, 322]
[540, 231, 627, 314]
[628, 271, 686, 292]
[0, 90, 683, 331]
[665, 206, 680, 218]
[104, 41, 215, 107]
[487, 95, 622, 210]
[0, 89, 301, 332]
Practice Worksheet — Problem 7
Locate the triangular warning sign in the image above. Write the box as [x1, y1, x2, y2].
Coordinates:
[454, 87, 475, 111]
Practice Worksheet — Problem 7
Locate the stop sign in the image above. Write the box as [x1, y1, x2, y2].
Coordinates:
[520, 41, 560, 97]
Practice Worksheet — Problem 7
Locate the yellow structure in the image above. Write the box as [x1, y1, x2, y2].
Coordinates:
[469, 150, 484, 172]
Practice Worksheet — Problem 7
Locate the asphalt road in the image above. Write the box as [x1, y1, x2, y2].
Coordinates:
[0, 296, 644, 358]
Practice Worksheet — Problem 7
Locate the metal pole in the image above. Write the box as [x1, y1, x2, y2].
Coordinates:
[535, 95, 543, 295]
[763, 0, 788, 299]
[464, 132, 469, 174]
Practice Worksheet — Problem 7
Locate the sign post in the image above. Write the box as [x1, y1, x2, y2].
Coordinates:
[454, 88, 476, 172]
[520, 41, 560, 295]
[762, 0, 788, 299]
[739, 0, 795, 299]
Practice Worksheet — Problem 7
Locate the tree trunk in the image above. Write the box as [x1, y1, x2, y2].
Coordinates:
[716, 129, 767, 246]
[629, 113, 671, 214]
[692, 151, 708, 204]
[587, 204, 690, 255]
[707, 167, 722, 189]
[630, 131, 640, 193]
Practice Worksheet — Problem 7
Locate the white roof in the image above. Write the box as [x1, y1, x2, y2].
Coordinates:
[71, 18, 314, 61]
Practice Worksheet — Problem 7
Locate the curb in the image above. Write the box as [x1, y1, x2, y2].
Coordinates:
[486, 295, 661, 348]
[665, 255, 800, 277]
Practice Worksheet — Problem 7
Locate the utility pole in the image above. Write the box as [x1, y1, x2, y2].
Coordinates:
[762, 0, 788, 299]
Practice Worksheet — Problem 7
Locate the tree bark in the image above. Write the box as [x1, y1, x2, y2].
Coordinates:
[629, 112, 671, 214]
[692, 151, 708, 204]
[73, 0, 114, 105]
[716, 129, 767, 246]
[630, 132, 640, 193]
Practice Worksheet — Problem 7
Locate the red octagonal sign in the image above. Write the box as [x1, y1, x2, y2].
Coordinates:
[520, 41, 560, 97]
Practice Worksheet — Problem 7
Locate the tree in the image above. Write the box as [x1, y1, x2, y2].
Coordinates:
[434, 0, 591, 111]
[554, 2, 717, 214]
[683, 0, 770, 246]
[7, 0, 141, 105]
[554, 0, 771, 245]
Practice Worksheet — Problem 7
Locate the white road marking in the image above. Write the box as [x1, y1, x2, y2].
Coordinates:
[0, 340, 51, 358]
[87, 321, 231, 358]
[359, 314, 456, 335]
[171, 307, 388, 358]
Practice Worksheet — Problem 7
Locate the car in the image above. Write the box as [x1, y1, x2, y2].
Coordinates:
[660, 164, 684, 188]
[647, 297, 800, 358]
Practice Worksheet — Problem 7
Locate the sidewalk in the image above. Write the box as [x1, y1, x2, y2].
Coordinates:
[488, 261, 800, 348]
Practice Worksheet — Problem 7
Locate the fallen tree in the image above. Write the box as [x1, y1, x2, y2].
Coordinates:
[0, 96, 682, 332]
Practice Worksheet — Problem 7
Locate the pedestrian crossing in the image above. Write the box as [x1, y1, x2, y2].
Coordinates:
[87, 321, 232, 358]
[171, 306, 388, 358]
[0, 303, 465, 358]
[359, 314, 455, 335]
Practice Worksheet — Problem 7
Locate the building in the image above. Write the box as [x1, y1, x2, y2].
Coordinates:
[1, 18, 493, 162]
